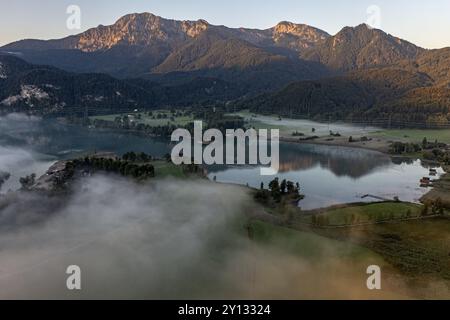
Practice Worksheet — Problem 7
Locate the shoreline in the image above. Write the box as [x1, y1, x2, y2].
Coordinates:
[279, 136, 390, 155]
[280, 134, 446, 165]
[62, 119, 448, 207]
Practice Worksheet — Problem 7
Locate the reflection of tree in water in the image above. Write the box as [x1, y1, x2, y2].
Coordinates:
[278, 144, 392, 179]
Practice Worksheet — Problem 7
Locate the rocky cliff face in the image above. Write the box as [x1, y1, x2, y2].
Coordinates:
[270, 21, 329, 50]
[3, 12, 329, 54]
[1, 12, 333, 85]
[75, 13, 210, 52]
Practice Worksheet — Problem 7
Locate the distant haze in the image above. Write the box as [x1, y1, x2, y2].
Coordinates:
[0, 0, 450, 49]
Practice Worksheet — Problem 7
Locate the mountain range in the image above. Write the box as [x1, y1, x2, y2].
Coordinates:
[0, 53, 243, 116]
[1, 13, 331, 84]
[1, 12, 449, 124]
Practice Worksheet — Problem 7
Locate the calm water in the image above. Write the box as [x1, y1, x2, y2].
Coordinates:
[0, 115, 170, 190]
[0, 115, 442, 209]
[0, 115, 171, 158]
[207, 143, 443, 210]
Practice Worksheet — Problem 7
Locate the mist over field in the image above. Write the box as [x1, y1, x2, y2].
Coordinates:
[0, 173, 418, 299]
[0, 176, 249, 299]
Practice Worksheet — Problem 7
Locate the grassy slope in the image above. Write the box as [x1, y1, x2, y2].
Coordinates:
[317, 218, 450, 284]
[248, 220, 414, 299]
[256, 198, 449, 297]
[250, 220, 382, 262]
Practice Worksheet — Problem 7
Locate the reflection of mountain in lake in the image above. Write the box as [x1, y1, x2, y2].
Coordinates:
[278, 143, 392, 179]
[208, 143, 393, 179]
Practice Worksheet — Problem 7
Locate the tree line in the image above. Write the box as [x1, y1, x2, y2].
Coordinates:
[254, 178, 303, 204]
[69, 154, 155, 181]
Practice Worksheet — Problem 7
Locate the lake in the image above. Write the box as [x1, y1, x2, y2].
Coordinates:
[207, 143, 443, 209]
[0, 115, 442, 209]
[0, 115, 170, 190]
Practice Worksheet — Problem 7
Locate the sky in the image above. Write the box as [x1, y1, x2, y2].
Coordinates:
[0, 0, 449, 49]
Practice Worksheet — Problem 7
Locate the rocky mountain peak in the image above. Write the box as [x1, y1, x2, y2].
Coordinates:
[75, 12, 210, 52]
[180, 19, 209, 38]
[273, 21, 326, 36]
[270, 21, 330, 50]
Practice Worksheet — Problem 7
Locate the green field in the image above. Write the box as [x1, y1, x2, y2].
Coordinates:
[250, 220, 382, 261]
[300, 202, 423, 226]
[91, 111, 194, 127]
[253, 201, 450, 297]
[317, 217, 450, 285]
[374, 129, 450, 144]
[247, 220, 418, 299]
[234, 111, 450, 144]
[152, 160, 187, 178]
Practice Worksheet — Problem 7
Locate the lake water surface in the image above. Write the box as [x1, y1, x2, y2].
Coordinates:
[207, 143, 443, 209]
[0, 115, 442, 209]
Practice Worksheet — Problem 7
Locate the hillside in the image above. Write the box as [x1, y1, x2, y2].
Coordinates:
[241, 66, 450, 126]
[152, 30, 329, 91]
[0, 54, 242, 116]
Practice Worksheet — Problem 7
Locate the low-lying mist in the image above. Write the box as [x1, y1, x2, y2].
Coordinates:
[0, 114, 440, 299]
[0, 176, 248, 299]
[0, 114, 56, 192]
[0, 174, 422, 299]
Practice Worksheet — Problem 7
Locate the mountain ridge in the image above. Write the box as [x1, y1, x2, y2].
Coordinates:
[1, 12, 449, 126]
[2, 12, 336, 91]
[0, 12, 428, 82]
[300, 23, 424, 71]
[3, 12, 330, 53]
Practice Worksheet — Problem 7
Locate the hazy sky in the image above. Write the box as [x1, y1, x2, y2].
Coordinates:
[0, 0, 449, 49]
